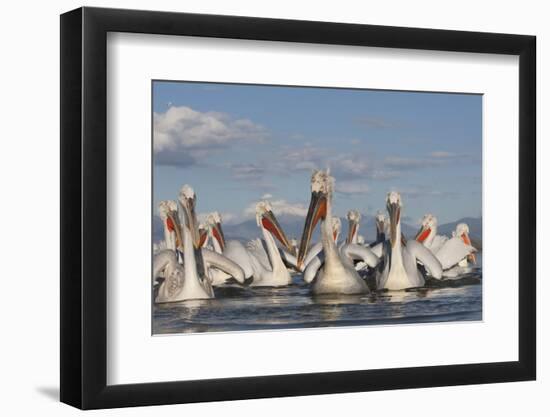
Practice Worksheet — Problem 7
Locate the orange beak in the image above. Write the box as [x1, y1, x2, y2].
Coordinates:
[212, 222, 225, 251]
[261, 210, 293, 252]
[461, 232, 477, 264]
[415, 227, 431, 243]
[297, 191, 327, 268]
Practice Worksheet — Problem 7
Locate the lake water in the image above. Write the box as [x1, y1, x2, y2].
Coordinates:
[153, 269, 482, 335]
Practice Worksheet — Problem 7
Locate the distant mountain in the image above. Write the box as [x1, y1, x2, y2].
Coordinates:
[153, 214, 482, 248]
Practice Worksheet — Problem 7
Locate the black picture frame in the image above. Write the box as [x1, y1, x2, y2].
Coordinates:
[60, 6, 536, 410]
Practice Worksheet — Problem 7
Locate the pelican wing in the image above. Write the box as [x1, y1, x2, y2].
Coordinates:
[246, 238, 272, 272]
[371, 241, 384, 258]
[153, 240, 169, 255]
[304, 255, 323, 283]
[202, 249, 245, 283]
[435, 237, 476, 270]
[224, 240, 255, 278]
[304, 242, 323, 268]
[340, 243, 380, 268]
[406, 240, 443, 279]
[153, 250, 177, 282]
[430, 234, 449, 254]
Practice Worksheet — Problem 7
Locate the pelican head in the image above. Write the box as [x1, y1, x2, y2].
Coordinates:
[178, 185, 201, 249]
[256, 201, 294, 253]
[206, 211, 225, 251]
[375, 210, 387, 236]
[455, 223, 472, 245]
[455, 223, 476, 264]
[415, 213, 438, 243]
[158, 200, 176, 219]
[159, 200, 182, 248]
[455, 223, 470, 237]
[386, 191, 402, 247]
[297, 170, 333, 267]
[346, 210, 361, 244]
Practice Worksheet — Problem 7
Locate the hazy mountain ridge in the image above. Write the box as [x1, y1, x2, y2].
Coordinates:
[153, 214, 482, 247]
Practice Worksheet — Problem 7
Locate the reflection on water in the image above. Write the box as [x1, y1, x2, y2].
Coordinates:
[153, 271, 482, 335]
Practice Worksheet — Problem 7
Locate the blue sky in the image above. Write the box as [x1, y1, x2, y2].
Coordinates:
[153, 81, 482, 225]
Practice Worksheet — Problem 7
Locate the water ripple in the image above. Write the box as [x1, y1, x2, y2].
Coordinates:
[153, 273, 482, 334]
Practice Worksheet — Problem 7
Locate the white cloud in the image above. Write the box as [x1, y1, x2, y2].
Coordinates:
[261, 193, 273, 199]
[383, 156, 432, 170]
[220, 212, 239, 224]
[430, 151, 456, 158]
[230, 163, 266, 180]
[401, 188, 458, 199]
[198, 211, 239, 225]
[244, 199, 308, 218]
[289, 133, 306, 141]
[154, 106, 268, 166]
[279, 145, 327, 172]
[279, 145, 374, 180]
[336, 181, 369, 195]
[330, 154, 370, 177]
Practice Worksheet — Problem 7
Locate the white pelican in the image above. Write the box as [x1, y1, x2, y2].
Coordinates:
[453, 223, 477, 265]
[346, 210, 361, 244]
[374, 210, 388, 245]
[302, 217, 342, 284]
[376, 192, 443, 290]
[206, 211, 255, 280]
[414, 214, 448, 254]
[246, 201, 296, 287]
[415, 215, 477, 272]
[153, 200, 180, 255]
[152, 200, 183, 286]
[441, 224, 478, 277]
[303, 216, 379, 283]
[155, 186, 244, 303]
[297, 170, 369, 295]
[297, 217, 341, 276]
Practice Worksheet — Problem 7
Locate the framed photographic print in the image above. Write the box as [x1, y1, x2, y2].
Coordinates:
[60, 6, 536, 409]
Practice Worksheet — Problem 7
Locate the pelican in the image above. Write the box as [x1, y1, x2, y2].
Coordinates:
[374, 210, 388, 245]
[246, 201, 296, 287]
[203, 214, 244, 286]
[415, 215, 477, 272]
[414, 214, 448, 254]
[297, 170, 369, 295]
[206, 211, 255, 280]
[297, 217, 341, 276]
[368, 211, 388, 259]
[303, 216, 379, 283]
[153, 200, 183, 286]
[155, 187, 245, 303]
[376, 192, 443, 290]
[346, 210, 361, 244]
[153, 200, 179, 255]
[441, 224, 478, 277]
[453, 223, 477, 265]
[302, 217, 342, 284]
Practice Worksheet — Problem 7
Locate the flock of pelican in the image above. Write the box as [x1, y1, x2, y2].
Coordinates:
[153, 170, 478, 303]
